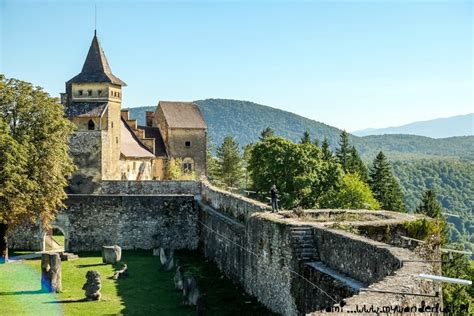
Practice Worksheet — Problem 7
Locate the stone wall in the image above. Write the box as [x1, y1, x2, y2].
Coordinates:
[199, 203, 298, 315]
[99, 180, 201, 195]
[200, 181, 270, 222]
[67, 131, 102, 194]
[197, 184, 441, 315]
[9, 194, 198, 252]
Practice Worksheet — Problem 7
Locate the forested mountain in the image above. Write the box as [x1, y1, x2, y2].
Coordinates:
[128, 99, 474, 160]
[353, 113, 474, 138]
[392, 159, 473, 253]
[128, 100, 473, 250]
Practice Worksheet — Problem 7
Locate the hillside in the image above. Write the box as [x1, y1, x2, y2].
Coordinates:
[128, 99, 474, 160]
[353, 113, 474, 138]
[392, 159, 474, 253]
[127, 99, 474, 250]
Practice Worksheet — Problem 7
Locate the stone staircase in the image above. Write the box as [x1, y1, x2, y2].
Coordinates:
[291, 226, 317, 261]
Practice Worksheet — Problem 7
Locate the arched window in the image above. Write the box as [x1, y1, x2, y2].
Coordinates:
[182, 157, 194, 173]
[88, 119, 95, 130]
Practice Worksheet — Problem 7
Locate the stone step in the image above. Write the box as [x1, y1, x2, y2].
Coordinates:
[60, 252, 79, 261]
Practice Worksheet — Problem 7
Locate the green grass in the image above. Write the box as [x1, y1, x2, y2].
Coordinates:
[52, 234, 64, 246]
[0, 250, 273, 316]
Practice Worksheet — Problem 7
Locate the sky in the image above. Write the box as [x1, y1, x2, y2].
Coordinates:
[0, 0, 472, 131]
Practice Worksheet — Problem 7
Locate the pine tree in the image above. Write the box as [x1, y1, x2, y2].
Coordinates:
[369, 151, 405, 212]
[348, 146, 369, 182]
[259, 127, 275, 140]
[300, 131, 311, 144]
[321, 137, 333, 161]
[216, 136, 244, 188]
[335, 130, 351, 170]
[417, 190, 443, 218]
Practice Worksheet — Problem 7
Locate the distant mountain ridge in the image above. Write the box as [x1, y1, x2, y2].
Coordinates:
[127, 99, 474, 161]
[353, 113, 474, 138]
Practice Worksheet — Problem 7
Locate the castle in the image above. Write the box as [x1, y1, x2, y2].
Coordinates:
[61, 31, 207, 193]
[8, 31, 441, 315]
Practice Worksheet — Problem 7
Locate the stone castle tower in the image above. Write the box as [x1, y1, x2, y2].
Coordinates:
[62, 31, 127, 192]
[62, 31, 207, 191]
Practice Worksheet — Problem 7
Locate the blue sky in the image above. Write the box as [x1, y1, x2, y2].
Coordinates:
[1, 0, 472, 131]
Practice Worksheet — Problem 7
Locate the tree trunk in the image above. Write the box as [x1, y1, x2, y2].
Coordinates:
[0, 223, 8, 264]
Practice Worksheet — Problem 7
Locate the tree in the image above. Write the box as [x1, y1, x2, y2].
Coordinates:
[300, 131, 311, 144]
[206, 138, 219, 183]
[369, 151, 405, 212]
[442, 244, 474, 314]
[166, 158, 183, 180]
[216, 136, 244, 188]
[329, 173, 380, 210]
[248, 136, 343, 209]
[321, 137, 333, 161]
[0, 75, 75, 262]
[335, 130, 351, 170]
[347, 146, 369, 182]
[416, 189, 443, 218]
[259, 127, 275, 140]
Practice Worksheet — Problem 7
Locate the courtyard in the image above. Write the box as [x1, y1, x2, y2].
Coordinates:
[0, 250, 272, 316]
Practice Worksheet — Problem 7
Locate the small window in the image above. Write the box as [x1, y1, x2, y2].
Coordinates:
[185, 141, 191, 147]
[183, 163, 192, 173]
[78, 90, 83, 96]
[88, 119, 95, 130]
[98, 90, 102, 96]
[116, 137, 119, 144]
[88, 90, 92, 96]
[111, 122, 114, 128]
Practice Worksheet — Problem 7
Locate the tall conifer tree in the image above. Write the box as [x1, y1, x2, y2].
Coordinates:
[336, 130, 351, 170]
[300, 131, 311, 144]
[369, 151, 405, 212]
[216, 136, 244, 188]
[416, 190, 443, 218]
[321, 138, 333, 161]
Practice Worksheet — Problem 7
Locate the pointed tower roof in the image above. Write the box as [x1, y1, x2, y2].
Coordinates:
[67, 31, 126, 86]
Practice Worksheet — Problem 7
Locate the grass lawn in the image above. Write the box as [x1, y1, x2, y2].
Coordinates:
[0, 250, 273, 316]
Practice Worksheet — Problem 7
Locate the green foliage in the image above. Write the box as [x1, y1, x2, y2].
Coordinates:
[335, 130, 351, 170]
[321, 137, 333, 161]
[335, 131, 369, 182]
[348, 146, 369, 182]
[403, 218, 447, 242]
[0, 75, 75, 228]
[166, 158, 183, 180]
[416, 189, 443, 218]
[216, 136, 244, 188]
[300, 131, 311, 144]
[259, 126, 275, 141]
[392, 159, 473, 251]
[441, 244, 474, 314]
[248, 136, 344, 209]
[329, 173, 380, 210]
[369, 151, 405, 212]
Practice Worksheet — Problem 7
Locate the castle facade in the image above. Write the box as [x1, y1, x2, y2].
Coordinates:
[61, 32, 206, 193]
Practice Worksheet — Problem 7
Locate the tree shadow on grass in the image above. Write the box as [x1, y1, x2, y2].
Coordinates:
[44, 298, 87, 304]
[0, 289, 44, 295]
[76, 263, 107, 268]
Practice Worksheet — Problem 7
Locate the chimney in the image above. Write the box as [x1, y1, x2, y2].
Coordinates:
[146, 111, 155, 127]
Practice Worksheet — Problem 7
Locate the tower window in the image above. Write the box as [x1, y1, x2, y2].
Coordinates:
[116, 137, 118, 144]
[78, 90, 83, 96]
[98, 90, 102, 96]
[88, 119, 95, 130]
[88, 90, 92, 96]
[185, 141, 191, 148]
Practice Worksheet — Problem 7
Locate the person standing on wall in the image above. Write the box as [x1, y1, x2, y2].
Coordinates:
[270, 184, 279, 213]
